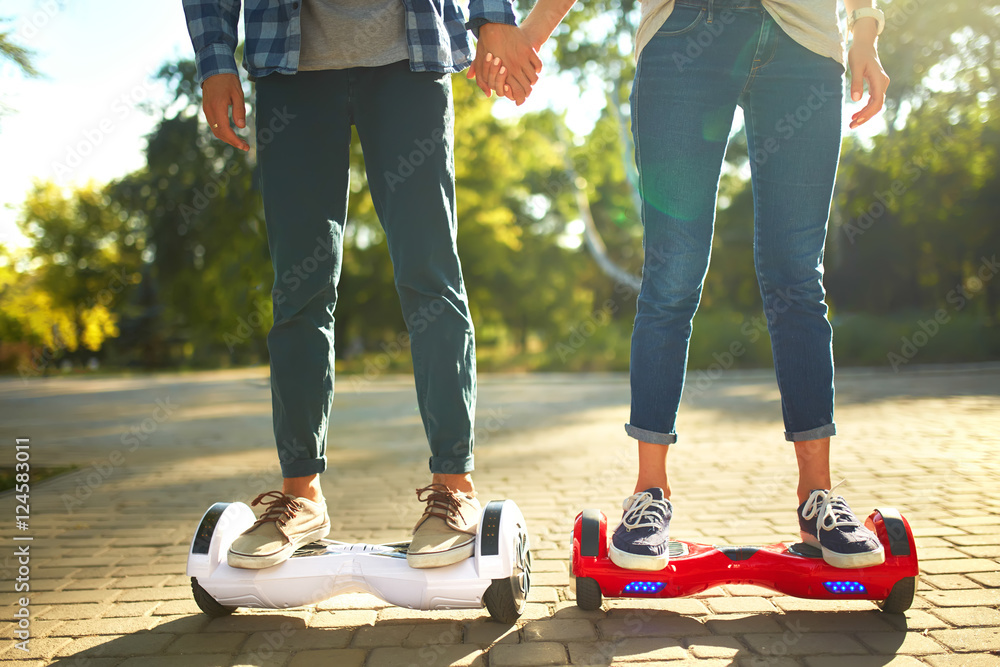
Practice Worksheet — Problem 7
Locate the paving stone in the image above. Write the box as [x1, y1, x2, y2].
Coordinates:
[403, 622, 465, 647]
[932, 606, 1000, 627]
[742, 632, 867, 656]
[49, 658, 122, 667]
[150, 599, 203, 616]
[231, 650, 292, 667]
[522, 619, 597, 642]
[923, 589, 1000, 607]
[583, 637, 687, 662]
[527, 586, 560, 603]
[364, 646, 483, 666]
[164, 631, 246, 654]
[924, 654, 1000, 667]
[883, 609, 949, 631]
[931, 627, 1000, 652]
[0, 636, 74, 661]
[685, 635, 745, 658]
[705, 596, 779, 614]
[489, 642, 567, 666]
[104, 575, 173, 589]
[308, 609, 378, 628]
[31, 589, 119, 605]
[967, 570, 1000, 587]
[724, 584, 781, 597]
[464, 621, 519, 646]
[805, 657, 926, 667]
[597, 614, 709, 639]
[99, 600, 162, 618]
[53, 633, 154, 659]
[287, 648, 366, 667]
[39, 603, 108, 620]
[114, 586, 191, 602]
[778, 610, 896, 634]
[204, 612, 311, 633]
[148, 614, 213, 634]
[115, 656, 229, 667]
[605, 598, 710, 615]
[946, 535, 1000, 546]
[923, 574, 983, 590]
[857, 630, 947, 654]
[243, 627, 353, 652]
[352, 624, 415, 648]
[315, 593, 391, 610]
[49, 617, 158, 636]
[921, 558, 1000, 574]
[706, 614, 785, 635]
[376, 606, 492, 623]
[771, 597, 878, 613]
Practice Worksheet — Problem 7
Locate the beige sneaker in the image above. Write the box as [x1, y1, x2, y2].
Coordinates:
[407, 484, 481, 569]
[228, 491, 330, 569]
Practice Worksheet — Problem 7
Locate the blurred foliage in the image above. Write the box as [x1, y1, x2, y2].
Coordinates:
[1, 0, 998, 374]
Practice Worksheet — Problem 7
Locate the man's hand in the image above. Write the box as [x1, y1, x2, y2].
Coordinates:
[470, 23, 542, 106]
[846, 20, 889, 129]
[202, 72, 250, 151]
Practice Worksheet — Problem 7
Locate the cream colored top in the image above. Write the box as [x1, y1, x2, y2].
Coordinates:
[636, 0, 844, 64]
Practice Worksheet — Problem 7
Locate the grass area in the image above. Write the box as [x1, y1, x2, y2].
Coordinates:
[3, 312, 997, 379]
[0, 466, 78, 493]
[333, 309, 997, 374]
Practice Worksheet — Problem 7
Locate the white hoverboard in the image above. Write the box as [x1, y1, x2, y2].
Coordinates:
[187, 499, 532, 623]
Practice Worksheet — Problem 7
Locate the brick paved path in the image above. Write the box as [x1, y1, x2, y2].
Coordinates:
[0, 365, 998, 666]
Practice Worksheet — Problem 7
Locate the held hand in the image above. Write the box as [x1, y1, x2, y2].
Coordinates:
[202, 72, 250, 151]
[847, 36, 890, 129]
[473, 23, 542, 105]
[466, 56, 511, 100]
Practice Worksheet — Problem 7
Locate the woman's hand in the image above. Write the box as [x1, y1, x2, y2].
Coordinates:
[202, 73, 250, 151]
[846, 20, 890, 129]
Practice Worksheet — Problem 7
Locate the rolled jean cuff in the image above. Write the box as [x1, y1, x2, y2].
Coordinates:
[785, 423, 836, 442]
[428, 455, 475, 475]
[280, 457, 327, 479]
[624, 424, 677, 445]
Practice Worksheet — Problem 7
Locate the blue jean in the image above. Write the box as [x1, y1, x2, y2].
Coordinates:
[626, 0, 844, 445]
[255, 61, 476, 478]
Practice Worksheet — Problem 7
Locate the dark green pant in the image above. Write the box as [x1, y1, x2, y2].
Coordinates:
[255, 61, 476, 478]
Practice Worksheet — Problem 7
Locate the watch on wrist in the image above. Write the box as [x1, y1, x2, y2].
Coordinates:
[849, 7, 885, 36]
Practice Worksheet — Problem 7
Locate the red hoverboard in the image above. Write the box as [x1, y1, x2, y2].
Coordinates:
[571, 508, 918, 613]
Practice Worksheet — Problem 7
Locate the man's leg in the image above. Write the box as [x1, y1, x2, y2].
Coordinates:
[351, 61, 478, 567]
[257, 70, 352, 488]
[351, 62, 476, 481]
[227, 70, 352, 569]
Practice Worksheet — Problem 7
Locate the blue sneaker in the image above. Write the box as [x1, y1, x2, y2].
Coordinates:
[609, 488, 672, 571]
[798, 484, 885, 569]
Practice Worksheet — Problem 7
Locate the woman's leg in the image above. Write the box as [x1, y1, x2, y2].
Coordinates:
[617, 1, 764, 570]
[739, 20, 843, 448]
[742, 20, 883, 567]
[627, 4, 751, 456]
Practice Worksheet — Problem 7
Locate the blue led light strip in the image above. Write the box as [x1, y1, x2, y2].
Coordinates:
[823, 581, 867, 594]
[624, 581, 665, 594]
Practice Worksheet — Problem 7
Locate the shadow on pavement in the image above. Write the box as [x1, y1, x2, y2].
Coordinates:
[46, 598, 914, 666]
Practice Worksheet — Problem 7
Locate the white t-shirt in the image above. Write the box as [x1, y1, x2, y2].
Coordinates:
[636, 0, 844, 64]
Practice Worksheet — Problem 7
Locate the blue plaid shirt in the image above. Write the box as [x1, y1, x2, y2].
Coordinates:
[182, 0, 517, 83]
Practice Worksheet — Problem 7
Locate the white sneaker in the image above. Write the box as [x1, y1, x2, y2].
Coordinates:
[407, 484, 480, 569]
[228, 491, 330, 569]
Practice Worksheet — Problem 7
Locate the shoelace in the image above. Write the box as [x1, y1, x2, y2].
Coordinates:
[249, 490, 304, 531]
[800, 480, 859, 533]
[621, 491, 670, 531]
[415, 483, 473, 532]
